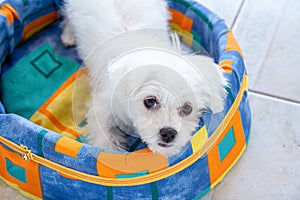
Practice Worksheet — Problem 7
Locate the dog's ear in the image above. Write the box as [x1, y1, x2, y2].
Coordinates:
[187, 55, 227, 113]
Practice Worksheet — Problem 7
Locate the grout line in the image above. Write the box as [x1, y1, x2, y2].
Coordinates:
[231, 1, 298, 106]
[231, 0, 247, 29]
[249, 89, 300, 105]
[248, 1, 287, 87]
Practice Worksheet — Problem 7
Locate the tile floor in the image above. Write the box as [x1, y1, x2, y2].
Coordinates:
[1, 0, 300, 199]
[201, 0, 300, 199]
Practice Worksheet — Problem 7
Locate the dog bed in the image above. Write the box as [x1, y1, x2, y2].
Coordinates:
[0, 0, 251, 199]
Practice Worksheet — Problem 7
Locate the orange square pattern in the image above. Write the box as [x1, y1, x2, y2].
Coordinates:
[55, 137, 83, 158]
[0, 144, 42, 199]
[207, 110, 246, 186]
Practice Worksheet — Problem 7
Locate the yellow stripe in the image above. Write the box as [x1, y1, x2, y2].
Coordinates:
[0, 74, 248, 186]
[24, 21, 54, 41]
[169, 23, 194, 47]
[22, 11, 58, 41]
[245, 75, 249, 92]
[0, 176, 41, 200]
[30, 111, 77, 140]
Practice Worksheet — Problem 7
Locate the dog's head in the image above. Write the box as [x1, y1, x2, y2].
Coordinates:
[109, 53, 227, 157]
[125, 79, 203, 156]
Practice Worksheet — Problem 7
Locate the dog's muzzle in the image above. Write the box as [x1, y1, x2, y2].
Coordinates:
[159, 127, 177, 144]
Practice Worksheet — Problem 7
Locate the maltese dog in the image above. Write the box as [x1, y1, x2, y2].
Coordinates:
[61, 0, 227, 157]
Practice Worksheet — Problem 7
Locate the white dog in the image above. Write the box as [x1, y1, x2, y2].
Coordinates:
[61, 0, 227, 157]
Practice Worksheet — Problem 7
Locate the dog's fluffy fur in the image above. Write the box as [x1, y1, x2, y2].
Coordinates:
[62, 0, 227, 157]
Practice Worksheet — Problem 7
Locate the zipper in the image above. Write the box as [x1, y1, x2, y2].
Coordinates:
[0, 74, 248, 187]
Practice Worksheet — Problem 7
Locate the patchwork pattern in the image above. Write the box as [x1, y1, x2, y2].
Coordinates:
[225, 30, 244, 58]
[0, 4, 19, 25]
[207, 110, 246, 188]
[169, 8, 197, 50]
[55, 137, 83, 158]
[220, 59, 234, 74]
[97, 149, 169, 178]
[218, 128, 236, 161]
[191, 125, 208, 153]
[5, 158, 27, 183]
[22, 11, 58, 41]
[29, 67, 89, 139]
[2, 43, 80, 119]
[0, 0, 251, 199]
[0, 144, 42, 199]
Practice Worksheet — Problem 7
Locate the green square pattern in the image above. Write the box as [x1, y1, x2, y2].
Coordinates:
[218, 127, 236, 161]
[1, 43, 80, 119]
[31, 50, 62, 78]
[5, 158, 27, 183]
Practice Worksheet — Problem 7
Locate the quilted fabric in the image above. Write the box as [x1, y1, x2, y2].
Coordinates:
[0, 0, 251, 199]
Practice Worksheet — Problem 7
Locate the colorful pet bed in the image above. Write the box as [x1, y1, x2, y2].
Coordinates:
[0, 0, 251, 199]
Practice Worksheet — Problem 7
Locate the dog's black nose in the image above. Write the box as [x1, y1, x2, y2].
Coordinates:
[159, 127, 177, 143]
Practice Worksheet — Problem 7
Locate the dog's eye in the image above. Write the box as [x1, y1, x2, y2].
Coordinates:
[144, 97, 158, 109]
[180, 103, 193, 116]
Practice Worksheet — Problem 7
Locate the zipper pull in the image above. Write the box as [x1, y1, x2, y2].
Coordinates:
[20, 145, 33, 161]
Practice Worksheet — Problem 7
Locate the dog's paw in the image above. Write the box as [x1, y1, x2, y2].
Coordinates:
[61, 25, 76, 47]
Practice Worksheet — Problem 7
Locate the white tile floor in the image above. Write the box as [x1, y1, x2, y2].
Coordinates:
[1, 0, 300, 199]
[202, 0, 300, 199]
